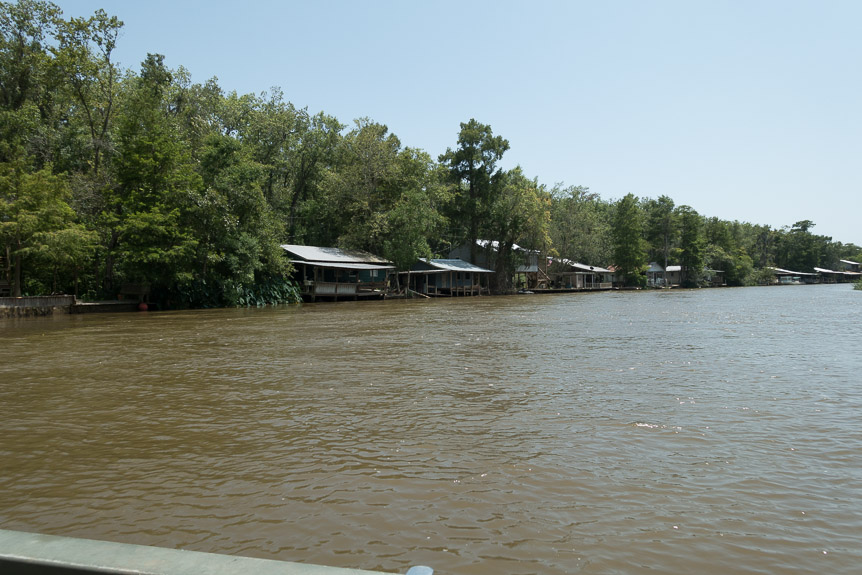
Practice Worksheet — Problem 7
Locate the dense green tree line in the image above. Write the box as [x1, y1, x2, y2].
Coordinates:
[554, 190, 861, 288]
[2, 2, 860, 304]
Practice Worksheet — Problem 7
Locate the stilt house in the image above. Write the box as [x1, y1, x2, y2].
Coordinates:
[282, 244, 394, 301]
[548, 259, 613, 290]
[402, 258, 493, 296]
[449, 239, 549, 290]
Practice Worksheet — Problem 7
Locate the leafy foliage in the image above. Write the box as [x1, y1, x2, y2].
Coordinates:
[549, 185, 611, 266]
[612, 194, 646, 286]
[675, 206, 704, 287]
[0, 159, 85, 295]
[439, 119, 509, 261]
[486, 167, 552, 293]
[2, 2, 859, 306]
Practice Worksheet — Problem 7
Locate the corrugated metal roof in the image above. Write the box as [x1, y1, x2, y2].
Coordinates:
[577, 263, 611, 273]
[475, 239, 539, 254]
[768, 267, 817, 276]
[557, 259, 612, 273]
[815, 267, 861, 276]
[417, 258, 494, 273]
[281, 244, 392, 264]
[291, 260, 394, 270]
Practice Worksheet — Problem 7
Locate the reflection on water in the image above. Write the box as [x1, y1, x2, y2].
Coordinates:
[2, 285, 861, 574]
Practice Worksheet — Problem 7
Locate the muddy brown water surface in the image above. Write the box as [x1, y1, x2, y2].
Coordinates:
[2, 284, 861, 574]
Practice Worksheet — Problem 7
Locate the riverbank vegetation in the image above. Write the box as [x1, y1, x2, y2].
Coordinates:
[3, 1, 861, 304]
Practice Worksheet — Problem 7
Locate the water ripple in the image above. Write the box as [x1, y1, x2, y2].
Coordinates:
[2, 286, 861, 574]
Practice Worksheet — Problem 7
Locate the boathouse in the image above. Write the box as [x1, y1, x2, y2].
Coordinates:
[814, 266, 862, 283]
[401, 258, 493, 296]
[840, 259, 861, 273]
[646, 262, 667, 287]
[548, 259, 613, 290]
[647, 263, 724, 288]
[815, 267, 842, 283]
[703, 268, 726, 287]
[281, 244, 394, 301]
[664, 265, 683, 286]
[767, 267, 819, 285]
[644, 262, 682, 287]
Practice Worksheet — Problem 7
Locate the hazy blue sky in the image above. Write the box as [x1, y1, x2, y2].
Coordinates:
[52, 0, 861, 244]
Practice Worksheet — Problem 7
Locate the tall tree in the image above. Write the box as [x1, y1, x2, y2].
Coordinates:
[644, 195, 676, 277]
[0, 0, 62, 162]
[549, 185, 612, 265]
[752, 224, 776, 268]
[0, 159, 80, 295]
[775, 220, 827, 272]
[0, 1, 101, 296]
[486, 167, 552, 293]
[34, 221, 97, 295]
[381, 149, 448, 270]
[438, 119, 509, 261]
[187, 131, 286, 306]
[324, 118, 402, 252]
[676, 205, 704, 287]
[612, 193, 646, 286]
[703, 217, 753, 286]
[109, 53, 199, 293]
[52, 8, 122, 174]
[242, 87, 298, 210]
[316, 118, 447, 270]
[284, 109, 342, 242]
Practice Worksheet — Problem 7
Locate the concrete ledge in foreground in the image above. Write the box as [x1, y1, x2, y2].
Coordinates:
[0, 529, 431, 575]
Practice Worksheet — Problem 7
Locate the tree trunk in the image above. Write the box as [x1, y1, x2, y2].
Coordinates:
[12, 251, 22, 297]
[104, 229, 119, 294]
[493, 243, 513, 294]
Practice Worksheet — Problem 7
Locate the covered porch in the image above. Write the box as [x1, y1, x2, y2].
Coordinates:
[547, 259, 613, 290]
[401, 258, 493, 297]
[282, 244, 394, 301]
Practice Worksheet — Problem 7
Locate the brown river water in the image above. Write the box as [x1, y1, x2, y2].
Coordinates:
[1, 285, 861, 574]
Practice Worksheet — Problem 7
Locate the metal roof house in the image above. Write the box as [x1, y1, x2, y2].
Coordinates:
[664, 265, 683, 286]
[703, 268, 726, 287]
[645, 262, 682, 287]
[547, 258, 613, 291]
[767, 267, 819, 285]
[840, 259, 861, 273]
[448, 239, 549, 290]
[814, 266, 862, 283]
[281, 244, 394, 301]
[400, 258, 493, 297]
[647, 262, 724, 287]
[646, 262, 667, 287]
